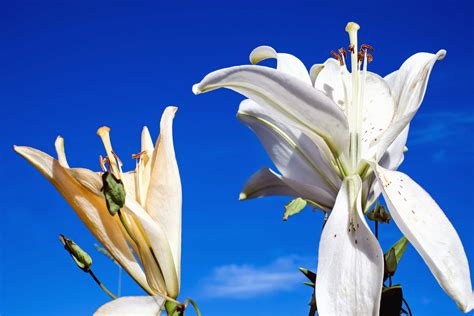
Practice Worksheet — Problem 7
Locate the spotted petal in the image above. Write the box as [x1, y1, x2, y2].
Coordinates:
[316, 176, 384, 316]
[371, 163, 473, 312]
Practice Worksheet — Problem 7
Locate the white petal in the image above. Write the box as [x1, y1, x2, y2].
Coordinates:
[237, 100, 338, 207]
[239, 167, 299, 200]
[125, 197, 179, 298]
[94, 296, 165, 316]
[141, 126, 154, 154]
[309, 63, 324, 86]
[387, 50, 446, 119]
[316, 176, 384, 316]
[249, 45, 312, 85]
[193, 65, 350, 159]
[371, 163, 473, 312]
[146, 106, 182, 283]
[379, 125, 409, 170]
[14, 146, 152, 294]
[239, 99, 341, 190]
[314, 58, 351, 115]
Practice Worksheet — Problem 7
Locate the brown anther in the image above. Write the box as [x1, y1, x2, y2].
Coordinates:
[360, 43, 374, 52]
[338, 47, 347, 59]
[348, 44, 355, 53]
[357, 51, 363, 63]
[330, 50, 344, 66]
[131, 150, 146, 160]
[365, 52, 373, 63]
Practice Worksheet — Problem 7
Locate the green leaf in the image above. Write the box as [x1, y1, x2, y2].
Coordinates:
[101, 172, 126, 216]
[384, 236, 409, 280]
[380, 285, 403, 316]
[59, 234, 92, 272]
[303, 281, 315, 288]
[283, 197, 307, 221]
[299, 267, 317, 283]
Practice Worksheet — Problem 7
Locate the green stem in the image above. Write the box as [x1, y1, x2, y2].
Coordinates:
[165, 301, 183, 316]
[89, 270, 117, 299]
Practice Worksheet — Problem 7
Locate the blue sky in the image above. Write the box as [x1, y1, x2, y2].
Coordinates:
[1, 0, 473, 315]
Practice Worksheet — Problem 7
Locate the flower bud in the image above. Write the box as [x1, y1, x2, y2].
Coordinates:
[59, 234, 92, 272]
[101, 171, 126, 216]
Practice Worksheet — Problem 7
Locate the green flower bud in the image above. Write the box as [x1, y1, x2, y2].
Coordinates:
[283, 197, 307, 221]
[59, 234, 92, 272]
[101, 171, 126, 216]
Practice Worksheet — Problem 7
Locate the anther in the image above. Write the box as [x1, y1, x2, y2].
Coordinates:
[338, 47, 347, 59]
[330, 50, 344, 66]
[360, 44, 374, 52]
[132, 150, 146, 160]
[348, 44, 355, 53]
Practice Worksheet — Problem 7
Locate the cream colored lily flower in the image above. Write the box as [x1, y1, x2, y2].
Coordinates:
[15, 106, 181, 313]
[193, 22, 473, 314]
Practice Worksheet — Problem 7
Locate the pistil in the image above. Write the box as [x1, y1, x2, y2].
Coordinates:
[345, 22, 361, 173]
[97, 126, 121, 179]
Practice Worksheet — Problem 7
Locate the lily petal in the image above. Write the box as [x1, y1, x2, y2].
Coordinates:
[379, 125, 409, 171]
[238, 99, 340, 191]
[14, 146, 152, 294]
[371, 163, 473, 312]
[146, 106, 182, 283]
[387, 50, 446, 119]
[193, 65, 350, 158]
[54, 136, 70, 168]
[316, 176, 384, 316]
[94, 296, 165, 316]
[237, 100, 338, 207]
[239, 167, 299, 200]
[125, 197, 179, 298]
[249, 45, 312, 85]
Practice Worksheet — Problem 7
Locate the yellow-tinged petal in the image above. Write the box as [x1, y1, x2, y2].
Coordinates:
[54, 136, 69, 168]
[14, 145, 153, 294]
[146, 106, 182, 282]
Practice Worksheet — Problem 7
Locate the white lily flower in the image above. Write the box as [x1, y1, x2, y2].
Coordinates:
[15, 106, 182, 313]
[193, 23, 473, 313]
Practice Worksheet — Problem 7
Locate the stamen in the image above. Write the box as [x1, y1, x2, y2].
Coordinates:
[338, 47, 347, 59]
[330, 50, 344, 66]
[348, 44, 355, 53]
[99, 155, 108, 172]
[132, 150, 146, 160]
[360, 43, 374, 52]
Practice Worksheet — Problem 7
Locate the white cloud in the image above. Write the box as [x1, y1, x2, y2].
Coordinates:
[198, 255, 312, 299]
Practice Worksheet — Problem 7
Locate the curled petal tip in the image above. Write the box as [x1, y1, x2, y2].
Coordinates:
[165, 106, 178, 114]
[192, 83, 202, 95]
[249, 45, 277, 64]
[437, 49, 447, 60]
[239, 193, 247, 201]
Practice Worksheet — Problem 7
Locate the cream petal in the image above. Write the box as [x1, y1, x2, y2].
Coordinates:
[141, 126, 154, 154]
[14, 146, 152, 294]
[193, 65, 350, 159]
[239, 167, 299, 200]
[125, 197, 179, 298]
[371, 163, 473, 312]
[249, 45, 312, 85]
[309, 63, 324, 86]
[145, 106, 182, 282]
[94, 296, 165, 316]
[316, 176, 384, 316]
[387, 50, 446, 119]
[54, 136, 70, 168]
